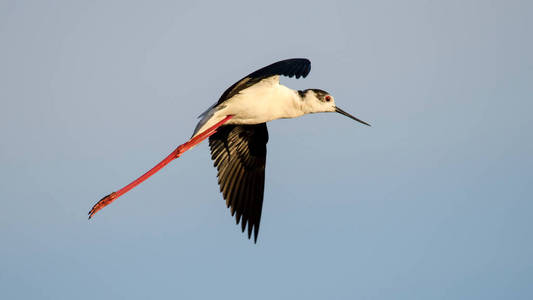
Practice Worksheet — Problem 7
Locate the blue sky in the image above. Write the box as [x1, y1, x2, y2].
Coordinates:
[1, 1, 532, 299]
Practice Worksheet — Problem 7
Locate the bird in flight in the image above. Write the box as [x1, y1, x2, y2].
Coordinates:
[88, 58, 370, 242]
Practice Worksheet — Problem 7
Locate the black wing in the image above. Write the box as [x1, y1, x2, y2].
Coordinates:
[216, 58, 311, 105]
[208, 123, 269, 242]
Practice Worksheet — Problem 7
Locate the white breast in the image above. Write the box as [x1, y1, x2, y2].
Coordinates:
[225, 77, 303, 123]
[192, 76, 303, 137]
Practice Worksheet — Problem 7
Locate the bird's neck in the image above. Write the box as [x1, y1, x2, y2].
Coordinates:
[296, 90, 321, 115]
[267, 85, 306, 120]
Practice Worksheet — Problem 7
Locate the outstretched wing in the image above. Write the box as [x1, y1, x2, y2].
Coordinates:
[208, 123, 269, 242]
[216, 58, 311, 105]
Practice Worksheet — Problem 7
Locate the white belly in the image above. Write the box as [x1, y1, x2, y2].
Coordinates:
[224, 84, 302, 124]
[192, 82, 302, 137]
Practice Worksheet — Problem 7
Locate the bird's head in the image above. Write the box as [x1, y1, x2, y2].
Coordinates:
[301, 89, 371, 126]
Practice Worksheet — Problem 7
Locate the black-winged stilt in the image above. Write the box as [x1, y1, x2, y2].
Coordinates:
[89, 58, 370, 242]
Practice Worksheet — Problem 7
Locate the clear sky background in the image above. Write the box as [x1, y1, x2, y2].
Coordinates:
[1, 1, 532, 299]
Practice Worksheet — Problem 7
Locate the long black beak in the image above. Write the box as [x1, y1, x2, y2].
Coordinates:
[335, 107, 371, 126]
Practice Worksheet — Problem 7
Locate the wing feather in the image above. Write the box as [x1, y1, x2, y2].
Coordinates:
[216, 58, 311, 105]
[208, 124, 269, 242]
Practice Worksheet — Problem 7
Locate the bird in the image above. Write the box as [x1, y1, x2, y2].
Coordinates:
[88, 58, 370, 242]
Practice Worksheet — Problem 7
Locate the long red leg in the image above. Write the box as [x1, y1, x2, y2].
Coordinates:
[88, 115, 233, 219]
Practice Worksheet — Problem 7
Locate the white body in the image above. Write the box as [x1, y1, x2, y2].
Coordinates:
[192, 76, 336, 137]
[193, 76, 300, 137]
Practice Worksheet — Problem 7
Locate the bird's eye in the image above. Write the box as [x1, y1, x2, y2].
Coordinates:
[325, 95, 331, 102]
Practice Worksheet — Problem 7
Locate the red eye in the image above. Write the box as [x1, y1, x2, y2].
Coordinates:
[325, 95, 331, 102]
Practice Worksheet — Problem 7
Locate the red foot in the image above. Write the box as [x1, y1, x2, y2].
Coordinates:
[88, 192, 117, 219]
